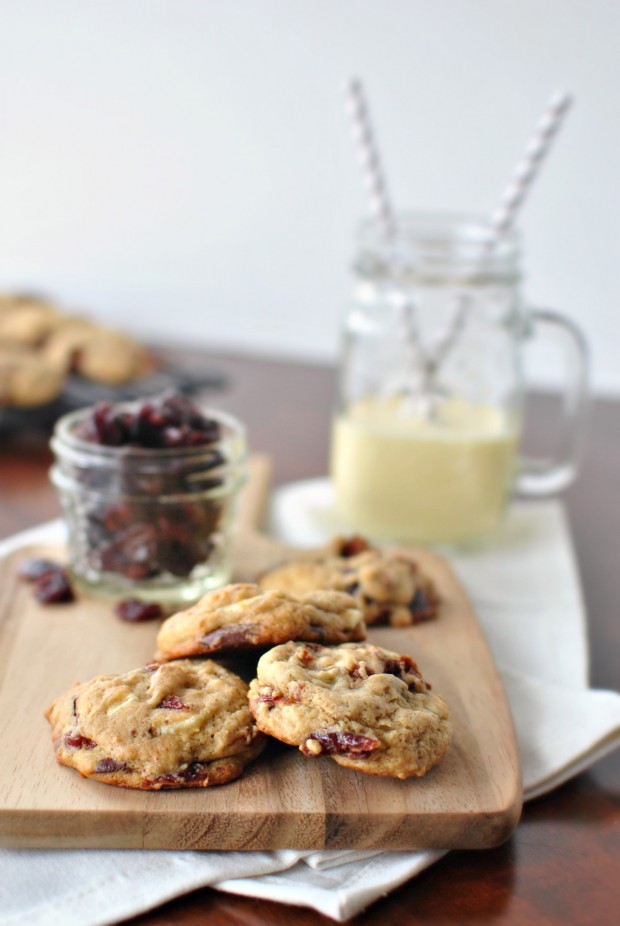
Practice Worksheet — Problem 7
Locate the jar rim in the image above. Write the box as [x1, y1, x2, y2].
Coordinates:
[355, 211, 521, 282]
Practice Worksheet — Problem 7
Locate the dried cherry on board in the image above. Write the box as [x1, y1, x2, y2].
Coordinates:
[115, 599, 164, 622]
[34, 570, 75, 604]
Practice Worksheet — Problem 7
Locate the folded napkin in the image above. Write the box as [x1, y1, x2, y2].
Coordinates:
[2, 485, 619, 926]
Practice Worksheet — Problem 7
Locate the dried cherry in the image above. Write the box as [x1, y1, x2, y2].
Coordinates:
[149, 762, 210, 787]
[383, 655, 421, 680]
[301, 730, 380, 758]
[337, 536, 371, 558]
[408, 587, 437, 622]
[157, 696, 190, 710]
[257, 689, 283, 707]
[76, 393, 221, 450]
[94, 758, 129, 773]
[176, 762, 210, 783]
[34, 569, 75, 604]
[115, 599, 164, 622]
[64, 733, 97, 749]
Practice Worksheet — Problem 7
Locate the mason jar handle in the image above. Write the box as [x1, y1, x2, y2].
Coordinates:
[517, 307, 589, 496]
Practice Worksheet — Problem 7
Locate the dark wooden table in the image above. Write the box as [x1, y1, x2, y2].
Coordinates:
[1, 349, 618, 926]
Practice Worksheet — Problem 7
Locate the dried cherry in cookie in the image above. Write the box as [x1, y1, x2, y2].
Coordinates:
[301, 730, 380, 758]
[63, 733, 97, 750]
[248, 641, 451, 780]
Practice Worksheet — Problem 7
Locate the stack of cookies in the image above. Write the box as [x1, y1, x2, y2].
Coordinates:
[45, 537, 452, 789]
[0, 292, 155, 408]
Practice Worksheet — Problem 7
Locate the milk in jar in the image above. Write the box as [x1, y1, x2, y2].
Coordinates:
[330, 395, 520, 544]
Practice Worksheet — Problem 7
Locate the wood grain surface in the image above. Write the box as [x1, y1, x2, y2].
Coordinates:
[0, 455, 521, 851]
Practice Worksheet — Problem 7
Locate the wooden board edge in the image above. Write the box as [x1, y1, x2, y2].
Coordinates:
[0, 800, 522, 852]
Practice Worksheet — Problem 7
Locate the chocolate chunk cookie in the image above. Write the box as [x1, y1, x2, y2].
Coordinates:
[258, 536, 439, 627]
[155, 582, 366, 661]
[45, 659, 265, 789]
[248, 641, 451, 779]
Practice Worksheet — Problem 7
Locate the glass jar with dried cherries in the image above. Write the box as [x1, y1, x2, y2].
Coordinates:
[50, 393, 247, 608]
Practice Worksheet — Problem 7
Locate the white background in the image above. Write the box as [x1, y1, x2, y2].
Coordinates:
[0, 0, 618, 394]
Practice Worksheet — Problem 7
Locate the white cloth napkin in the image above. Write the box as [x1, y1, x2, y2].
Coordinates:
[1, 483, 619, 925]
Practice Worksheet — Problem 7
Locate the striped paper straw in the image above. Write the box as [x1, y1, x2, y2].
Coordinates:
[488, 91, 573, 245]
[344, 77, 396, 240]
[430, 92, 573, 379]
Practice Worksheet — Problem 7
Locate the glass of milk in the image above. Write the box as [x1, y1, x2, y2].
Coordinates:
[330, 213, 588, 546]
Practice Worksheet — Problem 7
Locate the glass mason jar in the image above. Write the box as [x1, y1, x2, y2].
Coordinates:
[330, 213, 589, 546]
[50, 403, 247, 607]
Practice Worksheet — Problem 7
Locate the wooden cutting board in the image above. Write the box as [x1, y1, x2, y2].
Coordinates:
[0, 455, 522, 851]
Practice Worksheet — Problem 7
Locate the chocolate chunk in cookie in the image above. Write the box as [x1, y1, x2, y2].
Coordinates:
[45, 659, 265, 789]
[155, 582, 366, 661]
[248, 641, 451, 779]
[258, 537, 439, 627]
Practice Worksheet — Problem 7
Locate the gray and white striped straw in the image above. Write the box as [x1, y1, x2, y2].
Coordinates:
[488, 91, 573, 244]
[430, 91, 573, 379]
[344, 77, 396, 240]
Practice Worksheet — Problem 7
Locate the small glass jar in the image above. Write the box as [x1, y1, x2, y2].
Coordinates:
[50, 403, 247, 607]
[330, 212, 589, 546]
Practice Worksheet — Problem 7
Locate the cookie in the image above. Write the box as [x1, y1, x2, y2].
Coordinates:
[0, 352, 65, 406]
[258, 536, 439, 627]
[45, 659, 265, 789]
[41, 318, 99, 373]
[0, 299, 62, 346]
[155, 582, 366, 662]
[0, 292, 157, 408]
[76, 329, 154, 384]
[249, 641, 451, 779]
[43, 320, 153, 383]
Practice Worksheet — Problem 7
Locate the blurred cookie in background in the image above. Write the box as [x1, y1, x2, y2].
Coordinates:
[0, 291, 156, 407]
[43, 320, 155, 384]
[0, 346, 65, 406]
[0, 294, 63, 347]
[0, 290, 227, 433]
